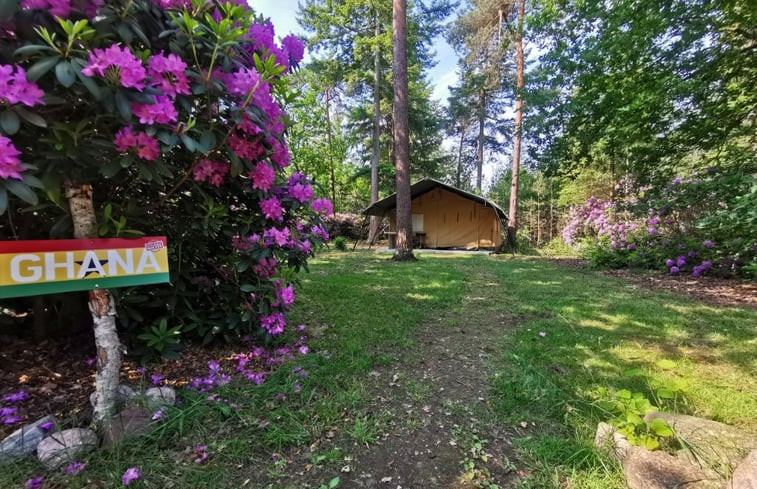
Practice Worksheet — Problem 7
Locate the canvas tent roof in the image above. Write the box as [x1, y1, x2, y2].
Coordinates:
[363, 178, 508, 221]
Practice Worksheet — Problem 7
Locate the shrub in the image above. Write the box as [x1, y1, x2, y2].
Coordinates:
[323, 212, 368, 241]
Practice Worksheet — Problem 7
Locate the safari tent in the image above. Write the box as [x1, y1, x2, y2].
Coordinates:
[363, 179, 508, 249]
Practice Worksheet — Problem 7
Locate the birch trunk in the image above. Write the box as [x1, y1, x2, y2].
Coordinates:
[65, 183, 121, 429]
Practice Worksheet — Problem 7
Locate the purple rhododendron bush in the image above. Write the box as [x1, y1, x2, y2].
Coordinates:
[562, 170, 756, 278]
[0, 0, 331, 350]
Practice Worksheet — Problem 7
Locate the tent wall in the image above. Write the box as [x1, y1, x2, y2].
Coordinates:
[386, 188, 502, 248]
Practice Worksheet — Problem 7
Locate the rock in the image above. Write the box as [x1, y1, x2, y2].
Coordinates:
[36, 428, 97, 469]
[730, 449, 757, 489]
[89, 384, 138, 408]
[644, 412, 756, 477]
[0, 416, 56, 464]
[145, 387, 176, 411]
[102, 407, 153, 448]
[594, 422, 631, 461]
[623, 445, 725, 489]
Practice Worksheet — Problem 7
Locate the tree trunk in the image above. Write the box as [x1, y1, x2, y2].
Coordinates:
[369, 9, 382, 244]
[456, 122, 466, 188]
[507, 0, 526, 249]
[65, 183, 121, 430]
[476, 89, 485, 195]
[392, 0, 414, 261]
[324, 88, 337, 212]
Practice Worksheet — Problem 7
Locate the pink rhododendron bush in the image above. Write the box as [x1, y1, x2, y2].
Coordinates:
[562, 171, 756, 278]
[0, 0, 329, 350]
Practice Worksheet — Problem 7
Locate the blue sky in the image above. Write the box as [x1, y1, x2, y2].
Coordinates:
[252, 0, 460, 104]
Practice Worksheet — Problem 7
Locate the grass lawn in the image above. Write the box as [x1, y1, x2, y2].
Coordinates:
[1, 251, 754, 488]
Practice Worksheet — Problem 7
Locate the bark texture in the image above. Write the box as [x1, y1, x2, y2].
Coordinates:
[369, 9, 382, 245]
[65, 183, 121, 429]
[392, 0, 414, 261]
[476, 89, 485, 194]
[507, 0, 526, 249]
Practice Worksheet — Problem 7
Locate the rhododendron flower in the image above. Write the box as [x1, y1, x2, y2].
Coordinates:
[281, 35, 305, 65]
[224, 67, 262, 97]
[261, 312, 285, 335]
[229, 134, 265, 160]
[25, 476, 43, 489]
[264, 227, 290, 247]
[82, 44, 147, 90]
[0, 136, 24, 180]
[122, 467, 141, 485]
[151, 0, 190, 8]
[310, 198, 333, 215]
[249, 161, 276, 191]
[192, 159, 228, 187]
[247, 21, 276, 55]
[4, 390, 29, 403]
[0, 64, 45, 107]
[131, 96, 178, 125]
[147, 52, 190, 98]
[114, 127, 160, 160]
[260, 196, 283, 220]
[65, 461, 86, 475]
[288, 182, 313, 203]
[269, 138, 290, 167]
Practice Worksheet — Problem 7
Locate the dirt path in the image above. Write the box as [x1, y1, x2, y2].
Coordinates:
[338, 267, 523, 489]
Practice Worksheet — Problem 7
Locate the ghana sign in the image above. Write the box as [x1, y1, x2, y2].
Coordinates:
[0, 237, 169, 298]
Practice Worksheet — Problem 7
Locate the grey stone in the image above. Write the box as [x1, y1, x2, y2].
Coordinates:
[594, 422, 631, 461]
[102, 407, 153, 448]
[0, 415, 55, 464]
[729, 449, 757, 489]
[145, 387, 176, 411]
[36, 428, 97, 469]
[89, 384, 138, 408]
[644, 412, 757, 477]
[623, 445, 725, 489]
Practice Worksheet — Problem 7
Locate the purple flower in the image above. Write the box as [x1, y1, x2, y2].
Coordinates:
[293, 382, 302, 394]
[703, 240, 715, 248]
[82, 44, 147, 90]
[65, 461, 86, 475]
[676, 256, 686, 267]
[298, 346, 309, 355]
[151, 408, 165, 421]
[0, 406, 17, 417]
[4, 390, 29, 403]
[150, 374, 165, 385]
[701, 260, 712, 269]
[39, 421, 54, 431]
[281, 35, 305, 65]
[0, 135, 24, 181]
[0, 64, 45, 107]
[627, 243, 637, 250]
[122, 466, 141, 485]
[665, 259, 675, 268]
[136, 367, 146, 375]
[297, 325, 306, 332]
[260, 419, 270, 430]
[2, 415, 23, 424]
[147, 52, 190, 98]
[25, 476, 43, 488]
[84, 357, 96, 367]
[673, 178, 682, 185]
[688, 250, 698, 258]
[670, 266, 680, 275]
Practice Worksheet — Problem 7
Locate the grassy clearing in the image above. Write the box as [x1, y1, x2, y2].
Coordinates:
[1, 251, 754, 488]
[486, 256, 756, 488]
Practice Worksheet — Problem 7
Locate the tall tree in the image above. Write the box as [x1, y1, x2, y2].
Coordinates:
[369, 7, 382, 243]
[507, 0, 526, 247]
[393, 0, 414, 260]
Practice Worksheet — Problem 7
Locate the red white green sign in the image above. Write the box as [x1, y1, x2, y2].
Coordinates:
[0, 237, 169, 299]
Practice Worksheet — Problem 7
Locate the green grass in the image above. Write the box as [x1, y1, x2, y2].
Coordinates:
[1, 251, 754, 488]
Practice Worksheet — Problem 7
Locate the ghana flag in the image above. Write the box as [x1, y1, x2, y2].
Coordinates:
[0, 237, 169, 299]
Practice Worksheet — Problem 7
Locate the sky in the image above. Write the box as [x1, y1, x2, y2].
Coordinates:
[252, 0, 460, 103]
[251, 0, 504, 189]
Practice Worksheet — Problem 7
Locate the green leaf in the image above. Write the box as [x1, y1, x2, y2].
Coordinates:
[0, 187, 7, 215]
[102, 158, 122, 178]
[14, 107, 46, 128]
[329, 477, 340, 488]
[115, 91, 132, 120]
[180, 134, 198, 152]
[626, 413, 643, 426]
[641, 435, 659, 451]
[649, 418, 674, 437]
[240, 284, 255, 292]
[617, 389, 632, 399]
[55, 60, 76, 87]
[26, 56, 60, 81]
[656, 388, 675, 399]
[655, 359, 676, 370]
[4, 180, 39, 205]
[0, 110, 20, 135]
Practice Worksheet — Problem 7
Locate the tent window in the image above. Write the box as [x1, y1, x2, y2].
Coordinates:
[412, 214, 424, 232]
